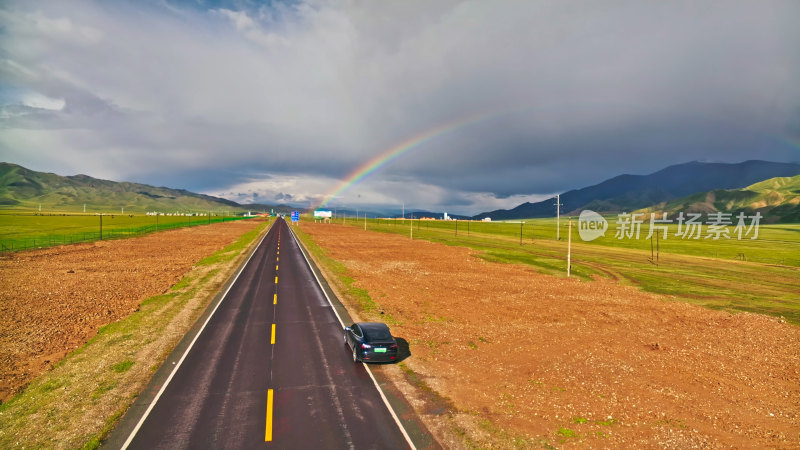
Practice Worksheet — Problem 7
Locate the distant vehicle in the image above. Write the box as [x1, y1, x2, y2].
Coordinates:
[344, 322, 399, 363]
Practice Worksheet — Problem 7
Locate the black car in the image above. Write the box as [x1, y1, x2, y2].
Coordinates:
[344, 322, 399, 363]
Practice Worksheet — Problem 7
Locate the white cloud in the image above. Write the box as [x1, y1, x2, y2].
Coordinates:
[208, 170, 549, 215]
[21, 92, 65, 110]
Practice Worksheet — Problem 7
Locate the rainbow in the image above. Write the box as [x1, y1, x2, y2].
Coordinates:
[314, 113, 800, 211]
[784, 135, 800, 150]
[315, 108, 509, 210]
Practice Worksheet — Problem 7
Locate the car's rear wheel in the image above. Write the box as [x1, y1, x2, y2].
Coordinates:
[352, 346, 358, 363]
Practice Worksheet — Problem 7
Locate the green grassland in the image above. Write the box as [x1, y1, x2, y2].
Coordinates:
[0, 211, 253, 252]
[323, 215, 800, 324]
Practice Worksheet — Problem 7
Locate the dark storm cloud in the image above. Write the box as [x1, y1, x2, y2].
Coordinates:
[1, 0, 798, 213]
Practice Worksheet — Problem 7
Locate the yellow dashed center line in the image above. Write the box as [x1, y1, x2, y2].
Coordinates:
[265, 389, 274, 441]
[266, 230, 281, 443]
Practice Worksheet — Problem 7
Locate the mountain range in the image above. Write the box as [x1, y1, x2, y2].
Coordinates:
[0, 162, 294, 214]
[3, 160, 800, 222]
[646, 174, 800, 223]
[474, 160, 800, 221]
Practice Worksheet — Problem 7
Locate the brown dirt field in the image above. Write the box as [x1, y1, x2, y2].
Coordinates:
[0, 220, 261, 402]
[300, 223, 800, 448]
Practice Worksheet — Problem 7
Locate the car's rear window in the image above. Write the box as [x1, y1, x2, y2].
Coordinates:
[363, 327, 392, 340]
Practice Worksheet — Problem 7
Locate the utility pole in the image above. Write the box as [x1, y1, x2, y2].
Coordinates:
[520, 222, 523, 245]
[410, 214, 413, 239]
[567, 219, 572, 277]
[364, 213, 367, 231]
[100, 214, 103, 240]
[402, 203, 405, 222]
[554, 194, 563, 240]
[650, 231, 654, 262]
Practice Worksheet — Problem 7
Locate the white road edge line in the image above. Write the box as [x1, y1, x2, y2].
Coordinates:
[120, 227, 271, 450]
[288, 223, 417, 450]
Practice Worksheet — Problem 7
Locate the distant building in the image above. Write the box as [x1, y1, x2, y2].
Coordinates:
[482, 217, 492, 222]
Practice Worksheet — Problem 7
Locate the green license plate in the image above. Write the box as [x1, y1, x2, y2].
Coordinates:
[374, 348, 387, 353]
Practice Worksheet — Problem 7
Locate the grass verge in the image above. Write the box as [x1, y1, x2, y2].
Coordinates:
[0, 220, 269, 449]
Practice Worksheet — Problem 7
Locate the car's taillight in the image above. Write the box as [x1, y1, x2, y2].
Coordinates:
[360, 343, 372, 349]
[389, 343, 398, 349]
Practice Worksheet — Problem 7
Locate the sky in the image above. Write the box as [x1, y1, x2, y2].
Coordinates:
[1, 0, 799, 215]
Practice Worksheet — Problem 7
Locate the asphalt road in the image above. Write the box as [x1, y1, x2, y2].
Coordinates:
[119, 218, 411, 449]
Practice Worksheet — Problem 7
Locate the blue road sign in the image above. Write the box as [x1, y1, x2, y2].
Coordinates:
[291, 211, 299, 222]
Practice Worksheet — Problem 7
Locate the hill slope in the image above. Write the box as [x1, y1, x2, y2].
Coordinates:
[648, 174, 800, 223]
[474, 160, 800, 220]
[0, 162, 269, 213]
